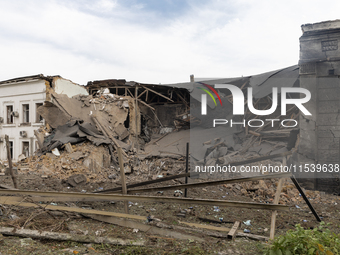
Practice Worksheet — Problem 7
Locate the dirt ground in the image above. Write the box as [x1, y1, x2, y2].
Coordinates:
[0, 164, 339, 255]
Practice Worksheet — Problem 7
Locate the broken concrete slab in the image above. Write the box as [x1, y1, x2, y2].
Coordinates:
[143, 129, 190, 158]
[114, 123, 129, 140]
[190, 126, 236, 161]
[17, 154, 26, 162]
[68, 151, 86, 161]
[67, 174, 87, 187]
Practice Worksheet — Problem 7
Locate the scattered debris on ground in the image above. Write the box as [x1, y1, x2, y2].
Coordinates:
[0, 79, 338, 255]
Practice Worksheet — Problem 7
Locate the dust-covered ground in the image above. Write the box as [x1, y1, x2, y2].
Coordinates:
[0, 166, 339, 255]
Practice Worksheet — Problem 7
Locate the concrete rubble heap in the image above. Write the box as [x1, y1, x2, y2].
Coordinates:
[10, 88, 187, 185]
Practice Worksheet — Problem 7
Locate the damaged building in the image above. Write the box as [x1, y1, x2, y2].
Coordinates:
[1, 20, 340, 195]
[86, 79, 190, 138]
[0, 74, 88, 162]
[296, 19, 340, 192]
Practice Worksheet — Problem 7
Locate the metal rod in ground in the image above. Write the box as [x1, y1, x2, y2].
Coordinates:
[5, 135, 17, 189]
[290, 175, 321, 222]
[184, 143, 189, 197]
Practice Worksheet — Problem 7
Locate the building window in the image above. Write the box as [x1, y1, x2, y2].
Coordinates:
[22, 142, 29, 157]
[9, 141, 13, 159]
[6, 105, 13, 124]
[35, 103, 43, 123]
[23, 104, 29, 123]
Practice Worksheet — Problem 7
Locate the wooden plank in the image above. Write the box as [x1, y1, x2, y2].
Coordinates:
[137, 89, 147, 99]
[269, 178, 284, 239]
[179, 221, 231, 232]
[91, 115, 128, 158]
[0, 190, 289, 211]
[236, 232, 269, 241]
[118, 147, 129, 214]
[1, 196, 110, 203]
[134, 86, 139, 154]
[270, 156, 286, 240]
[0, 196, 146, 220]
[228, 221, 240, 240]
[175, 91, 189, 108]
[127, 88, 134, 98]
[198, 217, 234, 224]
[141, 85, 174, 102]
[96, 172, 194, 194]
[184, 142, 189, 198]
[137, 99, 155, 111]
[0, 227, 144, 246]
[248, 130, 260, 136]
[127, 172, 292, 194]
[179, 221, 268, 241]
[88, 215, 205, 242]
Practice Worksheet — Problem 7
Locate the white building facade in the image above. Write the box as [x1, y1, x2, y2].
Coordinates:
[0, 74, 88, 162]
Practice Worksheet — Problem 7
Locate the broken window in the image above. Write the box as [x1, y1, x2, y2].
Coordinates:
[6, 105, 13, 124]
[35, 103, 43, 123]
[22, 142, 29, 157]
[22, 104, 29, 123]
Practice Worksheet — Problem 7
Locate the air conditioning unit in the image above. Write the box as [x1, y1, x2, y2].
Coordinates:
[0, 117, 3, 123]
[11, 111, 19, 117]
[20, 131, 27, 138]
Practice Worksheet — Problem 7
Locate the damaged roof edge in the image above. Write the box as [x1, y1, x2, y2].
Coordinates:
[0, 74, 63, 86]
[86, 79, 127, 88]
[159, 65, 299, 102]
[301, 19, 340, 33]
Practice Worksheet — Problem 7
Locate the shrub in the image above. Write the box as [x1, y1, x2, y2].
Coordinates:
[263, 222, 340, 255]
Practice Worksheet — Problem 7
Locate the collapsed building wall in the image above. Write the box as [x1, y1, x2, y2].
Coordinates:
[298, 20, 340, 193]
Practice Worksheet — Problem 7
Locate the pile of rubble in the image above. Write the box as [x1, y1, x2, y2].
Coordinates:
[14, 141, 186, 186]
[223, 178, 321, 205]
[17, 142, 112, 183]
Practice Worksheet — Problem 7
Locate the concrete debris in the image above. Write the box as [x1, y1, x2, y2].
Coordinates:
[18, 142, 114, 182]
[17, 154, 26, 162]
[51, 148, 60, 156]
[67, 174, 87, 187]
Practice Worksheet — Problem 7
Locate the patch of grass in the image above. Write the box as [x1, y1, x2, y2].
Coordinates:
[179, 245, 207, 255]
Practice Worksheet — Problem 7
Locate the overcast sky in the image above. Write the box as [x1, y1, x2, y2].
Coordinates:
[0, 0, 339, 85]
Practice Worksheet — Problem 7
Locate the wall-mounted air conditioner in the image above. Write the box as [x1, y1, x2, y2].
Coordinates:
[20, 131, 27, 138]
[11, 111, 19, 117]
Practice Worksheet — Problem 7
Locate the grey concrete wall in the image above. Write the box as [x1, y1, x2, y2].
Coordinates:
[298, 20, 340, 193]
